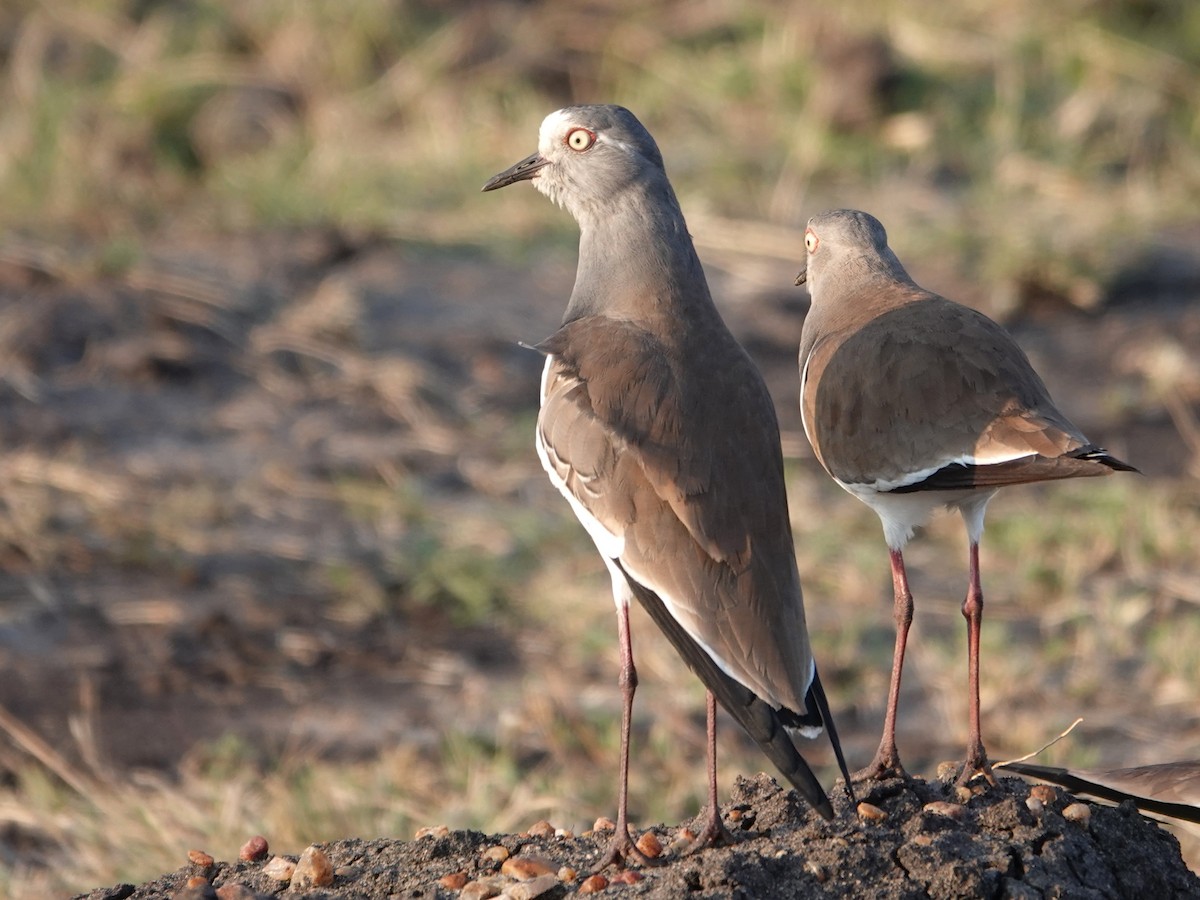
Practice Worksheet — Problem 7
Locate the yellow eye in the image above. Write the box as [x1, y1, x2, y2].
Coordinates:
[566, 128, 596, 152]
[804, 230, 819, 253]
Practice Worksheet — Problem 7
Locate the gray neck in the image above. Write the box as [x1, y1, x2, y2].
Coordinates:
[800, 248, 917, 358]
[838, 244, 914, 292]
[563, 179, 717, 329]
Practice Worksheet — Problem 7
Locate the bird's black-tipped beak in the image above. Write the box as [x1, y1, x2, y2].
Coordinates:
[481, 152, 549, 192]
[794, 265, 807, 287]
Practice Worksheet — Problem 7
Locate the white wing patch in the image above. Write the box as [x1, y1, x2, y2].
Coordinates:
[864, 448, 1036, 494]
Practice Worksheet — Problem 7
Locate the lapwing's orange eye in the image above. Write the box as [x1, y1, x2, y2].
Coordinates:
[804, 231, 819, 253]
[566, 128, 596, 151]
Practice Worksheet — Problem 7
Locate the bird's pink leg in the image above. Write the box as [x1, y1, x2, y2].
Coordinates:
[855, 548, 913, 781]
[688, 691, 737, 851]
[594, 601, 664, 871]
[957, 541, 996, 786]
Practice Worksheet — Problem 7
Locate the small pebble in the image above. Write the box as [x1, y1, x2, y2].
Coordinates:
[635, 831, 662, 859]
[936, 761, 959, 780]
[557, 866, 577, 882]
[954, 786, 973, 804]
[505, 873, 560, 899]
[1063, 802, 1091, 825]
[292, 844, 334, 888]
[239, 835, 269, 862]
[185, 876, 210, 889]
[438, 872, 469, 890]
[804, 860, 828, 882]
[669, 827, 697, 853]
[501, 856, 556, 880]
[262, 856, 295, 882]
[334, 865, 358, 879]
[1030, 784, 1058, 804]
[727, 808, 743, 822]
[610, 870, 643, 885]
[415, 824, 450, 839]
[527, 819, 555, 838]
[592, 816, 616, 833]
[461, 879, 503, 900]
[1026, 796, 1045, 817]
[214, 885, 257, 900]
[187, 850, 215, 868]
[483, 845, 511, 862]
[912, 834, 933, 846]
[857, 801, 888, 822]
[923, 801, 965, 820]
[555, 828, 574, 839]
[173, 883, 217, 900]
[577, 874, 608, 894]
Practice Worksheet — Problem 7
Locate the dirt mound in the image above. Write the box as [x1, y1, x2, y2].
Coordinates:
[75, 773, 1199, 899]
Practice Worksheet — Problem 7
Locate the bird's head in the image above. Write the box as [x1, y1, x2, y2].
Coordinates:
[795, 208, 896, 293]
[482, 105, 666, 219]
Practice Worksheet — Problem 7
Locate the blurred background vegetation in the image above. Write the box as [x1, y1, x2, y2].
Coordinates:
[1, 0, 1199, 896]
[2, 0, 1199, 304]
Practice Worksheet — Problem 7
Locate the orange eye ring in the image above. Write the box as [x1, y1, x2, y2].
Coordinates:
[804, 230, 819, 253]
[566, 128, 596, 152]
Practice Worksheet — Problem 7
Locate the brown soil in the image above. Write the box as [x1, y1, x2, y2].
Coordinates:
[75, 773, 1200, 899]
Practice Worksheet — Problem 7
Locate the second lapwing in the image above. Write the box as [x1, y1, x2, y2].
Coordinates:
[795, 208, 1136, 785]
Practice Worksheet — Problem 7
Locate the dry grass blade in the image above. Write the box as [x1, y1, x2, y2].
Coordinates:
[994, 718, 1084, 769]
[0, 702, 96, 799]
[1, 452, 128, 505]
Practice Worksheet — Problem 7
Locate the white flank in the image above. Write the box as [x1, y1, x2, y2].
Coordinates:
[536, 357, 625, 565]
[841, 479, 998, 550]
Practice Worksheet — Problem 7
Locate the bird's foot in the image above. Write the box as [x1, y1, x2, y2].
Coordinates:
[592, 829, 665, 873]
[686, 809, 739, 853]
[955, 743, 997, 787]
[852, 745, 910, 783]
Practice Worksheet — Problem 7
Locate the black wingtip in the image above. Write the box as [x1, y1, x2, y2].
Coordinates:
[1001, 761, 1200, 825]
[808, 667, 857, 806]
[1073, 446, 1140, 474]
[615, 566, 835, 818]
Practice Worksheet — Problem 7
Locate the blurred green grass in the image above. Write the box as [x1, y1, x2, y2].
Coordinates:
[2, 1, 1199, 305]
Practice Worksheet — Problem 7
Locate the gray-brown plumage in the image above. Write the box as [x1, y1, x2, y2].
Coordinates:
[795, 208, 1136, 785]
[483, 106, 850, 868]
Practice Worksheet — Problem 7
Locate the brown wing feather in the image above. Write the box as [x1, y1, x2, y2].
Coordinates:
[806, 295, 1120, 486]
[536, 315, 815, 713]
[539, 316, 784, 570]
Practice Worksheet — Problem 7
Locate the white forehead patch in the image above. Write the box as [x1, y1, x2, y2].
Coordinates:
[538, 108, 574, 155]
